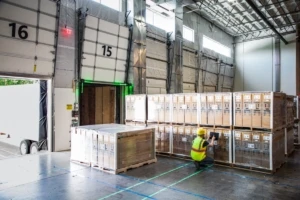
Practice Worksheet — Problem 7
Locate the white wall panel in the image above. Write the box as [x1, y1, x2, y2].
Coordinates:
[119, 26, 129, 38]
[234, 38, 273, 91]
[0, 3, 37, 25]
[118, 37, 128, 49]
[86, 15, 98, 28]
[94, 68, 114, 82]
[81, 67, 94, 80]
[6, 0, 39, 10]
[38, 29, 55, 45]
[117, 49, 127, 60]
[36, 44, 55, 60]
[54, 88, 74, 151]
[281, 34, 296, 95]
[82, 54, 95, 66]
[146, 79, 166, 88]
[84, 28, 97, 41]
[83, 41, 96, 54]
[116, 60, 126, 71]
[146, 58, 167, 79]
[204, 72, 218, 86]
[98, 32, 118, 46]
[40, 0, 56, 15]
[183, 83, 195, 92]
[0, 37, 36, 58]
[99, 19, 118, 34]
[39, 14, 56, 30]
[95, 56, 115, 70]
[115, 71, 125, 82]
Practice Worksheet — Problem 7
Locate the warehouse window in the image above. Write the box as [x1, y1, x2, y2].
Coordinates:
[183, 26, 194, 42]
[92, 0, 122, 11]
[146, 8, 173, 32]
[203, 35, 231, 57]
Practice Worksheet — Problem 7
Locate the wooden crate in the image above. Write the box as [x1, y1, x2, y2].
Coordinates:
[233, 129, 285, 171]
[71, 124, 156, 174]
[286, 95, 295, 126]
[125, 95, 147, 122]
[234, 92, 286, 130]
[285, 126, 294, 156]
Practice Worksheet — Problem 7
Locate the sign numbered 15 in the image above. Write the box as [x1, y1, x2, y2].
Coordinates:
[9, 23, 28, 40]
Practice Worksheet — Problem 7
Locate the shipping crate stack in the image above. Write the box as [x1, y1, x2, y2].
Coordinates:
[294, 96, 300, 145]
[285, 95, 295, 156]
[233, 92, 286, 172]
[71, 124, 156, 174]
[199, 92, 232, 164]
[125, 95, 147, 126]
[147, 94, 172, 154]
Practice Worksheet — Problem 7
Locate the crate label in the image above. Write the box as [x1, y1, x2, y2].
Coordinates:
[236, 95, 241, 100]
[212, 105, 218, 110]
[254, 95, 261, 100]
[243, 134, 250, 139]
[263, 136, 270, 140]
[244, 95, 251, 100]
[224, 95, 231, 101]
[182, 137, 187, 142]
[248, 104, 256, 110]
[214, 141, 218, 145]
[182, 104, 187, 110]
[208, 96, 214, 101]
[156, 105, 162, 109]
[235, 133, 241, 137]
[248, 143, 255, 149]
[253, 135, 260, 140]
[110, 136, 115, 143]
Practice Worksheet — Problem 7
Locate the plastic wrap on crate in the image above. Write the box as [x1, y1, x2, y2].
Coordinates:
[125, 95, 147, 122]
[233, 129, 285, 171]
[71, 124, 156, 172]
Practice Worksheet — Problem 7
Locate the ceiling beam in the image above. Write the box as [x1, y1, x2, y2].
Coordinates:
[245, 0, 288, 44]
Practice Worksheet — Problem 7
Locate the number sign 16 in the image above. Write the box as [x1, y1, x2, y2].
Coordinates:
[9, 23, 28, 40]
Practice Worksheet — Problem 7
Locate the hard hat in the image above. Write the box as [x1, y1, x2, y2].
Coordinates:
[197, 128, 206, 136]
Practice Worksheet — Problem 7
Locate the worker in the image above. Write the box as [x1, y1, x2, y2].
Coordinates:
[191, 128, 215, 170]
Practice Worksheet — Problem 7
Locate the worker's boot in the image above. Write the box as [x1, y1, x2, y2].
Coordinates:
[193, 161, 200, 170]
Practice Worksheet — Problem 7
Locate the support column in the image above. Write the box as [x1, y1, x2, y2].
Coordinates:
[127, 0, 147, 94]
[274, 37, 281, 92]
[296, 25, 300, 95]
[170, 0, 183, 94]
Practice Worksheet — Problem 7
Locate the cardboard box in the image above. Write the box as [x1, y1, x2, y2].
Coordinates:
[234, 94, 243, 126]
[215, 94, 223, 125]
[223, 94, 231, 126]
[200, 95, 207, 124]
[252, 93, 262, 128]
[242, 94, 252, 127]
[207, 94, 215, 125]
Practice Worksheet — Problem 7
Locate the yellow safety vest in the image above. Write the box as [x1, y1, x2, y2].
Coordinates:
[190, 136, 207, 161]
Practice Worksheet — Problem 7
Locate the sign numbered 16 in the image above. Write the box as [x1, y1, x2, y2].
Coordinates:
[9, 23, 28, 40]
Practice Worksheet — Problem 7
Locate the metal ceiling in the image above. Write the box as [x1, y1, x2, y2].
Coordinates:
[155, 0, 300, 43]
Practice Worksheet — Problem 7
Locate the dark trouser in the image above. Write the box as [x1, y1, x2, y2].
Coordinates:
[194, 156, 214, 169]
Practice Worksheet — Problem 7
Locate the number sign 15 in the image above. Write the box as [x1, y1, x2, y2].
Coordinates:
[102, 45, 112, 57]
[9, 23, 28, 40]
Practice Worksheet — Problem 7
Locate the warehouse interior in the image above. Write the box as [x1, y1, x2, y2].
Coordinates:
[0, 0, 300, 199]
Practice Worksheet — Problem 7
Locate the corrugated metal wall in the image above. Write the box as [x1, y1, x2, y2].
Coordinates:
[146, 24, 168, 94]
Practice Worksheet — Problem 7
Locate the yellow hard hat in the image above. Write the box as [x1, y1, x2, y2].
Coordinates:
[197, 128, 206, 136]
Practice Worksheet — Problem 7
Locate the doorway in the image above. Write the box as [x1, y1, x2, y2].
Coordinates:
[80, 83, 122, 125]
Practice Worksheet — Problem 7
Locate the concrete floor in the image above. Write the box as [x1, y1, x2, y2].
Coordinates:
[0, 141, 20, 160]
[0, 150, 299, 200]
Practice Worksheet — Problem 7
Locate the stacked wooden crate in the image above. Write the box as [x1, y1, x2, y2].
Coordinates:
[125, 95, 147, 126]
[233, 92, 286, 172]
[200, 93, 232, 127]
[71, 124, 156, 174]
[285, 95, 295, 155]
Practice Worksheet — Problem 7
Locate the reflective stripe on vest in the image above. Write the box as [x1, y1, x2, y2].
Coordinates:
[191, 137, 207, 161]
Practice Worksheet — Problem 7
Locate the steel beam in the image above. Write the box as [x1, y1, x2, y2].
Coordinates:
[245, 0, 288, 44]
[274, 37, 281, 92]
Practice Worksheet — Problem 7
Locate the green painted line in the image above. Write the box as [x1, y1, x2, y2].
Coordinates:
[142, 165, 213, 200]
[98, 162, 191, 200]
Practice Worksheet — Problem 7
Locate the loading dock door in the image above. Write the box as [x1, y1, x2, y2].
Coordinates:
[80, 85, 116, 125]
[0, 0, 57, 77]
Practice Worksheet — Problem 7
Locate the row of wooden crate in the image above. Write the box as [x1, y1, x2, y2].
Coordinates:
[126, 122, 294, 172]
[126, 92, 295, 130]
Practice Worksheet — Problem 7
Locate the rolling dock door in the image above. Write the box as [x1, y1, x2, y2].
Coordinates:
[146, 25, 168, 94]
[0, 0, 58, 152]
[79, 14, 130, 125]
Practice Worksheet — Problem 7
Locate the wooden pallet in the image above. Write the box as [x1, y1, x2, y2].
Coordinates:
[233, 125, 284, 132]
[232, 162, 285, 174]
[92, 158, 157, 174]
[70, 159, 91, 167]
